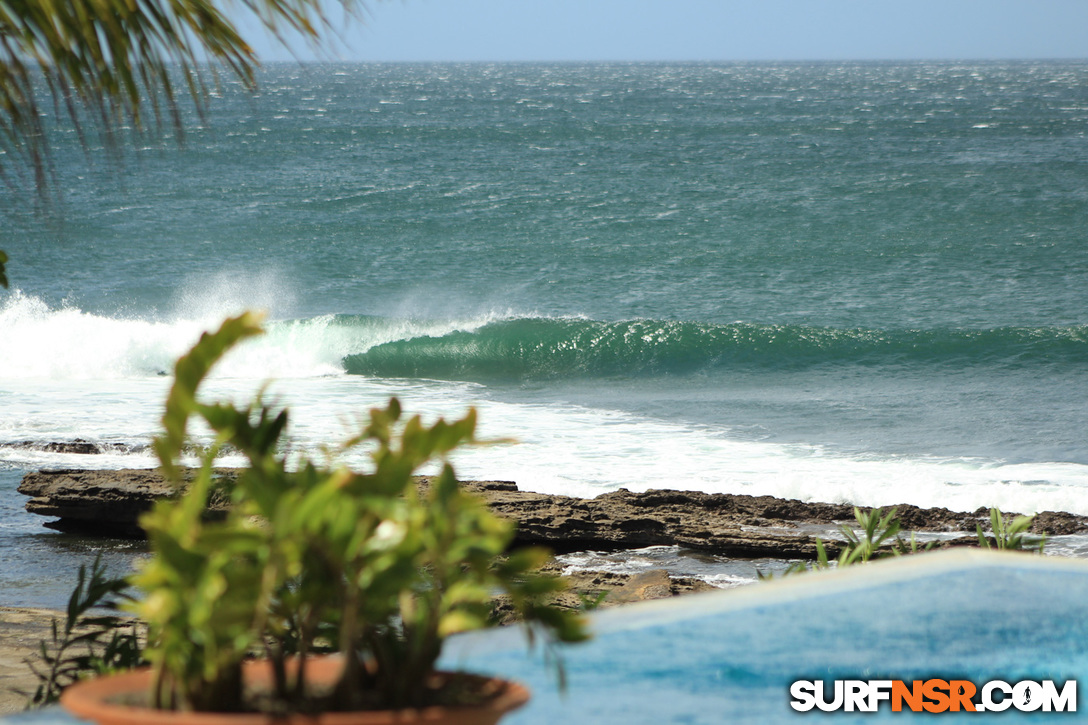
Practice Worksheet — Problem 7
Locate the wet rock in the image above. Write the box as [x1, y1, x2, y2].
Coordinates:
[42, 440, 101, 455]
[7, 440, 141, 455]
[20, 470, 1088, 555]
[489, 565, 717, 624]
[18, 469, 235, 537]
[1028, 510, 1084, 536]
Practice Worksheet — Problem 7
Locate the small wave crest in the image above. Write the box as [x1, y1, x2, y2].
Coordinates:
[343, 317, 1088, 381]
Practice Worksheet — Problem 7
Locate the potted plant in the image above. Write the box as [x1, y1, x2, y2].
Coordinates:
[60, 312, 587, 724]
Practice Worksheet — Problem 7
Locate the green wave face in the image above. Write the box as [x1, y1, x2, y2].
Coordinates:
[340, 317, 1088, 382]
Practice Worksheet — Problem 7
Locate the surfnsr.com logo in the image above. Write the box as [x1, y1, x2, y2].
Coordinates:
[790, 679, 1076, 713]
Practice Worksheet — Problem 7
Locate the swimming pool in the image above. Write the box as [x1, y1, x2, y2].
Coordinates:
[442, 549, 1088, 723]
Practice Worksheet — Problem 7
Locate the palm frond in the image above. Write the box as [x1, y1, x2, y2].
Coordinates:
[0, 0, 360, 194]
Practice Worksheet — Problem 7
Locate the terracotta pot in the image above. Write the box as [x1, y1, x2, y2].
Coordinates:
[61, 657, 530, 725]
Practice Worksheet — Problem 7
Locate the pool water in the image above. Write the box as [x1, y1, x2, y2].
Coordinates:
[442, 550, 1088, 723]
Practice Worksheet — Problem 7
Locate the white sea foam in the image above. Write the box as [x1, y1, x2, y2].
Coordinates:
[6, 368, 1087, 519]
[0, 291, 512, 380]
[446, 398, 1088, 516]
[555, 545, 796, 589]
[0, 291, 192, 378]
[4, 291, 1088, 518]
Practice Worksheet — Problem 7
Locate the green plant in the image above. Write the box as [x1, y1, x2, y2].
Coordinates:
[762, 507, 932, 579]
[26, 556, 145, 707]
[130, 311, 587, 713]
[977, 507, 1045, 553]
[893, 530, 938, 556]
[837, 507, 901, 565]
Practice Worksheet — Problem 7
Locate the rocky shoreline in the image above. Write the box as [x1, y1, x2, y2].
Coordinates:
[19, 469, 1088, 558]
[9, 468, 1088, 713]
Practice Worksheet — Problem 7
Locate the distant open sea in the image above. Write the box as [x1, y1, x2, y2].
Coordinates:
[3, 61, 1088, 606]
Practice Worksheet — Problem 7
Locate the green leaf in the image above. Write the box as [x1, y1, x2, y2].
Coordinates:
[156, 312, 264, 481]
[0, 0, 366, 198]
[438, 610, 487, 638]
[26, 555, 144, 708]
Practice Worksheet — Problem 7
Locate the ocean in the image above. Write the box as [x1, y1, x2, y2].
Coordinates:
[2, 61, 1087, 606]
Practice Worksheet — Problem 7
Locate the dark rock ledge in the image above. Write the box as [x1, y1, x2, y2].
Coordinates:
[19, 469, 1088, 558]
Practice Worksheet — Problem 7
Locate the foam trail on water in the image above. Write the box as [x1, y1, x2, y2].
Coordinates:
[2, 367, 1087, 517]
[432, 399, 1088, 517]
[237, 381, 1088, 517]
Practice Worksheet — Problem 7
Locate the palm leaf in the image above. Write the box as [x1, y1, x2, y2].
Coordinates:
[0, 0, 364, 194]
